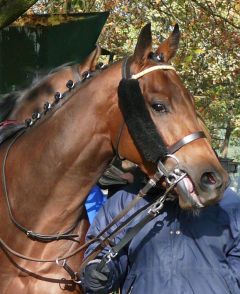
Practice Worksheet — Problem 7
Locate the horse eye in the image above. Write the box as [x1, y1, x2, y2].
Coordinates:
[151, 103, 167, 113]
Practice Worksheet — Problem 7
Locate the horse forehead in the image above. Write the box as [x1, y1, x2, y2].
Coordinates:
[142, 69, 184, 97]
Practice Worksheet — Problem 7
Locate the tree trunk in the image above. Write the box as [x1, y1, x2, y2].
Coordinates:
[0, 0, 38, 29]
[220, 121, 233, 158]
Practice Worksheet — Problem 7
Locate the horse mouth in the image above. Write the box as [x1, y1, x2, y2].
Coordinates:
[176, 175, 204, 208]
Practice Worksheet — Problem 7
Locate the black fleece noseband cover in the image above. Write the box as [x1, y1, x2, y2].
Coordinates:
[118, 78, 168, 163]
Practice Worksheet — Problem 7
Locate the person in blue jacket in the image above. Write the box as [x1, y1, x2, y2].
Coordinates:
[85, 185, 106, 224]
[81, 187, 240, 294]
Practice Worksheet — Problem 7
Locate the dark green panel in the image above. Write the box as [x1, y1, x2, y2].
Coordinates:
[0, 26, 42, 91]
[44, 13, 109, 66]
[0, 12, 109, 93]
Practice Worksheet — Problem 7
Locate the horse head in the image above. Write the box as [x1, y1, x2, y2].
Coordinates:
[115, 23, 228, 210]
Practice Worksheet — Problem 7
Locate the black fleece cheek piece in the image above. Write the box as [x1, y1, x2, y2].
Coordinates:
[118, 78, 168, 163]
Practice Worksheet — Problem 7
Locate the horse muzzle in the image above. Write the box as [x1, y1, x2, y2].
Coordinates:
[157, 155, 228, 210]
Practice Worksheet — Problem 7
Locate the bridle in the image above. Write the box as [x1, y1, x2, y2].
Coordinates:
[117, 56, 206, 181]
[0, 57, 206, 287]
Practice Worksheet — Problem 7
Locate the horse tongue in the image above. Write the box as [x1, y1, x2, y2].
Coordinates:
[176, 176, 204, 208]
[182, 177, 194, 193]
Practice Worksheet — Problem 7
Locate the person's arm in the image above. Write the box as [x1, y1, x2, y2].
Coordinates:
[82, 191, 130, 293]
[227, 206, 240, 289]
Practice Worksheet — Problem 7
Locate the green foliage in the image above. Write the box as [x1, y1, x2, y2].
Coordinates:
[30, 0, 240, 160]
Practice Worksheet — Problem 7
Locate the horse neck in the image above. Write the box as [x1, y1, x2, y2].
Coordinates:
[4, 64, 122, 233]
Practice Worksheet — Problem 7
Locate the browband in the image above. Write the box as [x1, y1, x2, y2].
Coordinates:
[131, 65, 176, 79]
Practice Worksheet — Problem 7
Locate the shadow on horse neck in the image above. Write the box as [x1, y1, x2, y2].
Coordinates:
[0, 45, 102, 124]
[0, 23, 228, 293]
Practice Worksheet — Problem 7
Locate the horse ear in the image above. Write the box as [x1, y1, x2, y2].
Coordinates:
[133, 23, 152, 66]
[81, 45, 101, 71]
[156, 24, 180, 62]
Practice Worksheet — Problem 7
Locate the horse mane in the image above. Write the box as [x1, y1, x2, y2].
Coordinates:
[20, 64, 73, 102]
[0, 63, 77, 124]
[22, 63, 109, 129]
[48, 62, 74, 74]
[0, 92, 21, 122]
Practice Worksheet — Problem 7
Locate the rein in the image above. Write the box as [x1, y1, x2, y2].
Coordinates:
[2, 130, 80, 242]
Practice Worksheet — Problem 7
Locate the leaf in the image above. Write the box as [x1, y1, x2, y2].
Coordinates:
[184, 55, 193, 63]
[194, 48, 205, 55]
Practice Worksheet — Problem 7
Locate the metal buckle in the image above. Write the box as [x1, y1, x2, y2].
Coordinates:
[148, 196, 165, 216]
[157, 155, 185, 185]
[56, 258, 66, 267]
[72, 272, 82, 284]
[105, 249, 118, 263]
[148, 163, 187, 217]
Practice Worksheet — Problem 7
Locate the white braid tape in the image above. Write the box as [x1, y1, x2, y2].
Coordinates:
[131, 65, 176, 80]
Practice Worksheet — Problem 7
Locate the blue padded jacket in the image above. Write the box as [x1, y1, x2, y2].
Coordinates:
[84, 188, 240, 294]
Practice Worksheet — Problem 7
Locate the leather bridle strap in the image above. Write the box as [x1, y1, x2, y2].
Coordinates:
[122, 56, 131, 79]
[112, 56, 132, 159]
[168, 131, 206, 155]
[113, 121, 126, 161]
[131, 64, 176, 79]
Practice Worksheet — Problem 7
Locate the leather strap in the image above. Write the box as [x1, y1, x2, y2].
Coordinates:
[96, 211, 155, 272]
[122, 57, 131, 79]
[1, 130, 80, 242]
[168, 131, 206, 155]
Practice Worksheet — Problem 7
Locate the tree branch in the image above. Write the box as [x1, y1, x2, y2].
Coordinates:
[0, 0, 38, 29]
[191, 0, 240, 29]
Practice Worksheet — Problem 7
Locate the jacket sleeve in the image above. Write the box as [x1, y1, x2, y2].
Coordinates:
[227, 206, 240, 289]
[84, 191, 131, 291]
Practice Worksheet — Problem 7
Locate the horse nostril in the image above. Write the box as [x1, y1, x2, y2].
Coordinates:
[202, 172, 216, 185]
[200, 172, 222, 190]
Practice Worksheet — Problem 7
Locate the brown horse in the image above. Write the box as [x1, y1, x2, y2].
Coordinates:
[0, 23, 228, 294]
[0, 45, 102, 123]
